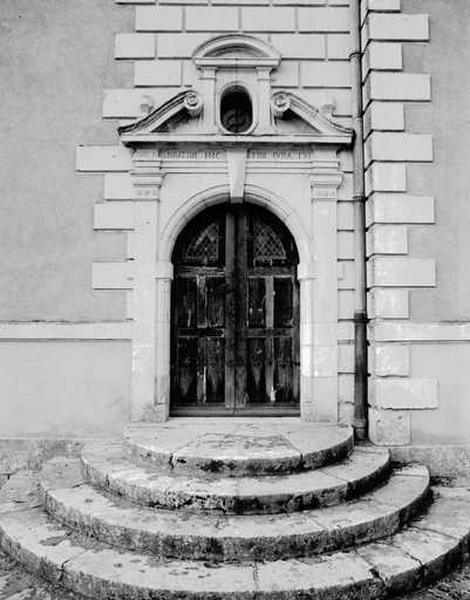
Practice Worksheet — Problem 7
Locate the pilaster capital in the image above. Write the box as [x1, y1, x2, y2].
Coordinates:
[131, 149, 164, 201]
[155, 261, 173, 280]
[256, 66, 272, 81]
[199, 66, 217, 79]
[297, 262, 317, 281]
[310, 167, 342, 202]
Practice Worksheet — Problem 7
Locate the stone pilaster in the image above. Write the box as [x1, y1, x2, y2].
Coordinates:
[300, 152, 342, 422]
[130, 149, 164, 422]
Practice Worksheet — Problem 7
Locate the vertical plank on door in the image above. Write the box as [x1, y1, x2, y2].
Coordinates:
[206, 277, 225, 327]
[176, 277, 196, 329]
[247, 337, 266, 404]
[248, 278, 266, 327]
[292, 278, 301, 403]
[177, 337, 197, 404]
[265, 276, 274, 403]
[197, 337, 206, 404]
[196, 275, 207, 329]
[206, 338, 224, 403]
[235, 209, 248, 407]
[274, 278, 293, 327]
[225, 211, 236, 410]
[274, 337, 293, 404]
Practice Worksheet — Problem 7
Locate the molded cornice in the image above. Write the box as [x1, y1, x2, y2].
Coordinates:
[193, 34, 281, 70]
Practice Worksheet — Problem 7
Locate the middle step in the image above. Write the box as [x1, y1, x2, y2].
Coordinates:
[40, 457, 430, 562]
[81, 441, 391, 513]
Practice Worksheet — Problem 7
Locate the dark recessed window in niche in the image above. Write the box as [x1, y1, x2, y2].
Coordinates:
[220, 87, 253, 134]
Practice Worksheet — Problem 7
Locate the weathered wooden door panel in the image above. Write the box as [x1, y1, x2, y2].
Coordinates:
[274, 278, 294, 327]
[247, 337, 266, 404]
[177, 337, 198, 404]
[171, 204, 299, 414]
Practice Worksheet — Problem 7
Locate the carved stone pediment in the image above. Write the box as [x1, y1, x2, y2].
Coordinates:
[119, 90, 352, 146]
[271, 92, 352, 137]
[118, 33, 352, 146]
[118, 90, 203, 139]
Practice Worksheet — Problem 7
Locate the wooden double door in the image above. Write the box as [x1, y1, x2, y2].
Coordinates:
[171, 204, 300, 415]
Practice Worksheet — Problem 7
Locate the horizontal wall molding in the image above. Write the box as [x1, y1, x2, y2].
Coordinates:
[0, 322, 133, 340]
[374, 322, 470, 342]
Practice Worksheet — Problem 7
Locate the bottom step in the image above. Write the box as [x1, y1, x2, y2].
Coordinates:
[0, 475, 469, 599]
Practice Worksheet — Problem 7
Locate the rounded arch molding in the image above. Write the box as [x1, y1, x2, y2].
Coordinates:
[160, 184, 311, 266]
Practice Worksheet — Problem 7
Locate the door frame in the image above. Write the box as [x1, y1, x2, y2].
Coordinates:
[170, 203, 301, 416]
[128, 149, 344, 424]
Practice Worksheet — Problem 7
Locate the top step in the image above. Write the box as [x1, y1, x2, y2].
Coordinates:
[124, 418, 353, 476]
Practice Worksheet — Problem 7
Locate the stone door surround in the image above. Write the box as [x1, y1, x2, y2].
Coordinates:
[125, 144, 345, 423]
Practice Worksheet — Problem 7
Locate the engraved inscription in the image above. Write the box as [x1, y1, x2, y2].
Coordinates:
[158, 147, 312, 161]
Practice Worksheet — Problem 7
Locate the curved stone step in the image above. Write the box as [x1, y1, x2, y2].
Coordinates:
[81, 441, 389, 514]
[41, 457, 429, 561]
[123, 418, 354, 476]
[0, 477, 468, 600]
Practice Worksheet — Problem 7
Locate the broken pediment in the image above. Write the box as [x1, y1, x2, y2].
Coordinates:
[271, 92, 352, 138]
[118, 90, 203, 140]
[118, 89, 352, 145]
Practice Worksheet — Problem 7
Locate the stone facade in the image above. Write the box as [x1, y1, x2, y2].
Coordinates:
[0, 0, 469, 456]
[76, 0, 356, 425]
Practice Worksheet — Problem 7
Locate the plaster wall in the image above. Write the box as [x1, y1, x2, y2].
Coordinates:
[409, 343, 470, 446]
[0, 341, 131, 437]
[402, 0, 470, 321]
[0, 0, 133, 321]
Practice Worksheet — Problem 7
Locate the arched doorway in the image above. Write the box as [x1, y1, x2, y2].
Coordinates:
[171, 203, 300, 416]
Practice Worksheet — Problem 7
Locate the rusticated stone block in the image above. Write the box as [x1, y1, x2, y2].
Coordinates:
[368, 257, 436, 288]
[368, 288, 409, 319]
[298, 7, 350, 32]
[372, 379, 438, 410]
[135, 6, 183, 31]
[369, 407, 411, 445]
[186, 6, 238, 31]
[242, 7, 295, 31]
